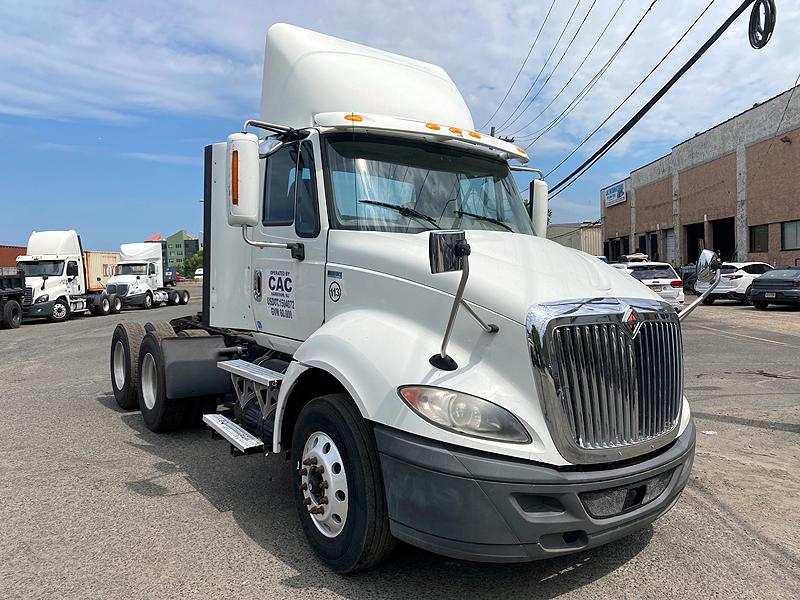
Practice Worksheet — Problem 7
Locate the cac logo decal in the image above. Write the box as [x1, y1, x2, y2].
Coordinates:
[266, 269, 295, 319]
[328, 281, 341, 302]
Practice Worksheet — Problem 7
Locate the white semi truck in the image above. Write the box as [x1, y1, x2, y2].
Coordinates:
[105, 243, 190, 309]
[17, 230, 121, 322]
[109, 24, 721, 573]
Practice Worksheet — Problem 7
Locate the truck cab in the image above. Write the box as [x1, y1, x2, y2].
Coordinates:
[106, 243, 188, 309]
[110, 24, 722, 574]
[17, 230, 89, 322]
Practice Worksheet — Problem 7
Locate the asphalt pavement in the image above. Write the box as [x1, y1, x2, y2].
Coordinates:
[1, 288, 799, 599]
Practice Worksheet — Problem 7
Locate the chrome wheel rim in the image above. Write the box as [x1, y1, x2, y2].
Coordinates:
[53, 302, 67, 319]
[141, 353, 157, 410]
[300, 431, 348, 538]
[113, 341, 126, 388]
[102, 298, 110, 312]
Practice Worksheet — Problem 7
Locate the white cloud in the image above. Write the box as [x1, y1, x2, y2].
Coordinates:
[2, 0, 799, 172]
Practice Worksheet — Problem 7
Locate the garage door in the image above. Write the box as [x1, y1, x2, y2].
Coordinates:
[664, 228, 676, 263]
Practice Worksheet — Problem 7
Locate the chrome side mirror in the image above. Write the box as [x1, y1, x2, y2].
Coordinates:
[428, 231, 497, 371]
[679, 249, 722, 321]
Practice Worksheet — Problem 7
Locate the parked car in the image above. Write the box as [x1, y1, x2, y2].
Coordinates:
[750, 268, 800, 309]
[695, 262, 773, 305]
[194, 267, 204, 281]
[176, 273, 186, 283]
[623, 262, 684, 310]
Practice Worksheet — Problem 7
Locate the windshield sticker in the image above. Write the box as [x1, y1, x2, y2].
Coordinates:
[266, 269, 295, 319]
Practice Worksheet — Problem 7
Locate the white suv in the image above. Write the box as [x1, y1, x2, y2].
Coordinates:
[622, 262, 685, 310]
[695, 262, 773, 305]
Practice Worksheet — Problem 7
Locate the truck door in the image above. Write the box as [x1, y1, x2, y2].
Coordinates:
[66, 260, 81, 294]
[251, 139, 324, 340]
[147, 262, 158, 291]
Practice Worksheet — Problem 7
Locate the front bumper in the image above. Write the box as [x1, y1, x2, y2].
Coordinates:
[23, 300, 55, 318]
[375, 419, 695, 562]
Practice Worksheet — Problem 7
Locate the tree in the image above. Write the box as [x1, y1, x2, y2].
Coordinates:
[181, 250, 203, 277]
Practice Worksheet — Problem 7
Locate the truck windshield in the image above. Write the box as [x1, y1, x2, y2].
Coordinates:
[115, 263, 147, 276]
[17, 260, 64, 277]
[324, 135, 534, 234]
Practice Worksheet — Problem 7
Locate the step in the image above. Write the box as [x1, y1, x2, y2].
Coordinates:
[202, 413, 264, 455]
[217, 359, 285, 387]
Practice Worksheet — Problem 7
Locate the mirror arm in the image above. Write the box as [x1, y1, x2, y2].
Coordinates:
[509, 165, 545, 180]
[460, 299, 499, 334]
[438, 258, 470, 361]
[241, 226, 305, 261]
[242, 119, 291, 135]
[678, 269, 722, 322]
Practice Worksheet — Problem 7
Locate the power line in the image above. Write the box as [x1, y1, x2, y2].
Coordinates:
[498, 0, 599, 133]
[494, 0, 583, 131]
[506, 0, 628, 139]
[478, 0, 557, 131]
[544, 0, 716, 176]
[549, 0, 769, 198]
[515, 0, 659, 143]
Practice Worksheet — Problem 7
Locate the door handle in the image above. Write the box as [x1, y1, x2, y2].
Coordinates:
[253, 268, 263, 302]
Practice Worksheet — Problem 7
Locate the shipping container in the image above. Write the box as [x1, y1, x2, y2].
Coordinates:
[0, 245, 27, 268]
[83, 251, 120, 292]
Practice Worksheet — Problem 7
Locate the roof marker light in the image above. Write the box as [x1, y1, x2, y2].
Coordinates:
[469, 131, 481, 139]
[344, 114, 363, 122]
[516, 147, 527, 154]
[449, 127, 462, 134]
[426, 123, 441, 130]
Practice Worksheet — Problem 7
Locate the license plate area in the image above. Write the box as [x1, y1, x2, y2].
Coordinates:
[580, 469, 675, 519]
[649, 286, 664, 292]
[765, 292, 776, 298]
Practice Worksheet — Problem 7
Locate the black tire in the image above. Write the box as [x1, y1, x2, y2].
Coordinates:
[137, 331, 186, 431]
[110, 322, 146, 410]
[291, 393, 394, 573]
[143, 291, 154, 310]
[168, 291, 180, 306]
[49, 298, 71, 322]
[1, 299, 22, 329]
[744, 286, 754, 306]
[753, 300, 769, 310]
[178, 290, 190, 305]
[145, 320, 175, 337]
[701, 297, 715, 306]
[109, 293, 122, 314]
[177, 329, 209, 337]
[95, 295, 111, 316]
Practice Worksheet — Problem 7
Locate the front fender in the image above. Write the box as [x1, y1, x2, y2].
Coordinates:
[274, 305, 557, 463]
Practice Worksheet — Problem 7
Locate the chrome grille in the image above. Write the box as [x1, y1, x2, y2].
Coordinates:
[528, 298, 684, 463]
[106, 283, 128, 295]
[551, 319, 682, 450]
[24, 287, 33, 307]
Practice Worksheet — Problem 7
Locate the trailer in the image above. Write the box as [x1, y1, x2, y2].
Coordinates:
[0, 267, 25, 329]
[108, 24, 722, 574]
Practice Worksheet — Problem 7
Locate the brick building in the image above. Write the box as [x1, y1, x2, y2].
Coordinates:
[601, 86, 800, 267]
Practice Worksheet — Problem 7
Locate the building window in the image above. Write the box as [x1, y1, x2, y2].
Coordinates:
[749, 224, 769, 253]
[782, 220, 800, 251]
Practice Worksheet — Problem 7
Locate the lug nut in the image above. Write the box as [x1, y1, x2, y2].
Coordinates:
[303, 498, 311, 506]
[309, 506, 325, 515]
[299, 468, 308, 476]
[302, 457, 318, 466]
[320, 481, 329, 490]
[316, 466, 324, 475]
[319, 496, 329, 505]
[299, 483, 308, 492]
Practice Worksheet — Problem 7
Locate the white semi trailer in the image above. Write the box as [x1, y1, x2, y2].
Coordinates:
[105, 243, 190, 309]
[109, 24, 721, 573]
[17, 230, 121, 322]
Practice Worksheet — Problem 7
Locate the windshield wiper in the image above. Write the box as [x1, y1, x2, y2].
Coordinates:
[359, 200, 441, 230]
[453, 210, 513, 232]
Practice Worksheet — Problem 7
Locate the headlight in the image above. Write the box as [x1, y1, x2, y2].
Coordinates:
[398, 386, 531, 444]
[34, 294, 49, 303]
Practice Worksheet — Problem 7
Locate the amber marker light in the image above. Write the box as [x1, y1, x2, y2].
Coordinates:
[426, 123, 441, 130]
[468, 131, 481, 138]
[344, 114, 363, 122]
[449, 127, 462, 134]
[231, 150, 239, 206]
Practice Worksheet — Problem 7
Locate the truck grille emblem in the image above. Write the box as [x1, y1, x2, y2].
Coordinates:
[622, 306, 642, 339]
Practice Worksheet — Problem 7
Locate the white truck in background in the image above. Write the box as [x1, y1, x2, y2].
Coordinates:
[105, 243, 190, 310]
[108, 24, 722, 573]
[17, 230, 121, 322]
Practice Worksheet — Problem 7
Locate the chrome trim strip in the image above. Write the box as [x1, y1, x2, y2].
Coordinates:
[527, 297, 683, 464]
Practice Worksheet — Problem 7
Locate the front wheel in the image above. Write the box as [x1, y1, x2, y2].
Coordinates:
[291, 394, 394, 573]
[178, 290, 190, 305]
[49, 298, 70, 322]
[109, 293, 123, 314]
[701, 297, 715, 306]
[143, 291, 153, 310]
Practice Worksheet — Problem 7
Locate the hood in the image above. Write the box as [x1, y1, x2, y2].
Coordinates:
[107, 275, 141, 285]
[328, 230, 661, 324]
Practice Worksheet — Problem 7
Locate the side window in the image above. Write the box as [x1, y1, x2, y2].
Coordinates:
[148, 263, 156, 276]
[295, 143, 320, 238]
[66, 261, 78, 277]
[263, 143, 299, 225]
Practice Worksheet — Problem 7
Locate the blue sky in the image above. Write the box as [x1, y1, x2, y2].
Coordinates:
[2, 0, 799, 250]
